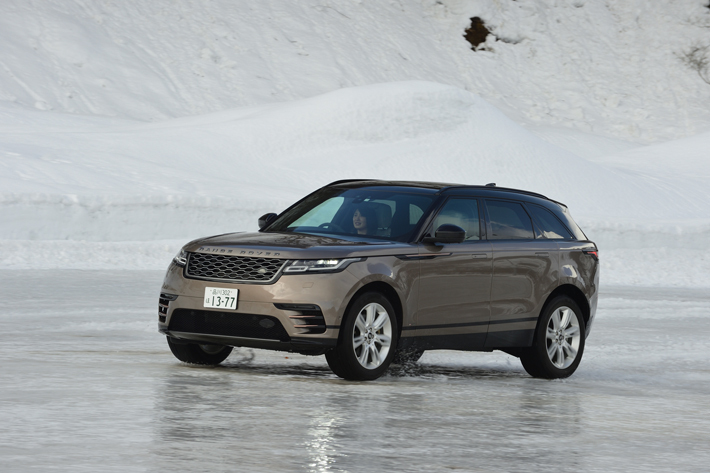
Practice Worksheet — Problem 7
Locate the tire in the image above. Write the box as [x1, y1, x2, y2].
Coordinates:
[167, 337, 233, 365]
[392, 348, 424, 365]
[325, 292, 399, 381]
[520, 296, 586, 379]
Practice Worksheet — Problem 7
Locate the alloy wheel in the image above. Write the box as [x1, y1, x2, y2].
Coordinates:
[352, 302, 393, 369]
[545, 305, 581, 369]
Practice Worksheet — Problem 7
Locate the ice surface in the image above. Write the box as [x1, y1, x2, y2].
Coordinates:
[1, 271, 709, 473]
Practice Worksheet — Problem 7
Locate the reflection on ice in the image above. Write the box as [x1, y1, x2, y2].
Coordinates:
[1, 271, 709, 472]
[306, 406, 345, 473]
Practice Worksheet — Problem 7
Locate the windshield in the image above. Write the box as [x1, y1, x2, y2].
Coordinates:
[266, 187, 437, 242]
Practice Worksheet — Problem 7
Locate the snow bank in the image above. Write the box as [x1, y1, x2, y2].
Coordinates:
[0, 239, 183, 271]
[0, 194, 281, 241]
[591, 130, 710, 179]
[3, 82, 708, 230]
[583, 220, 710, 288]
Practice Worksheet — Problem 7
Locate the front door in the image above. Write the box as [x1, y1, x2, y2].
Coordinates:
[414, 198, 493, 350]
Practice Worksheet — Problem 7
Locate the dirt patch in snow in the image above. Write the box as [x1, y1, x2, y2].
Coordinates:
[463, 17, 491, 50]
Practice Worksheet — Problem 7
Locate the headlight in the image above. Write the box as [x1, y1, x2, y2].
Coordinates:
[173, 249, 187, 267]
[283, 258, 364, 274]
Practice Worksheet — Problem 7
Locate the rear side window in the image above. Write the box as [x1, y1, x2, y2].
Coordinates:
[527, 204, 573, 239]
[485, 200, 534, 240]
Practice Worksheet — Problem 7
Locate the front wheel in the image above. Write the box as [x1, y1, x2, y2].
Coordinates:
[520, 296, 585, 379]
[325, 292, 399, 381]
[167, 337, 233, 365]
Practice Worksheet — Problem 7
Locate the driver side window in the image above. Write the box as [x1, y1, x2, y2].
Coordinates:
[432, 198, 481, 241]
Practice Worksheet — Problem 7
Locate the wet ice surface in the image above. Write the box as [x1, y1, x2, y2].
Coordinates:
[1, 271, 709, 472]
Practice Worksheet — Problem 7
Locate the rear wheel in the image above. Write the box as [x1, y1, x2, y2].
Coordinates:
[325, 292, 399, 381]
[520, 296, 585, 379]
[167, 337, 233, 365]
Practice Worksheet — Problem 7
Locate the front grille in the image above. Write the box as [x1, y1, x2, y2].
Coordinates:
[168, 309, 290, 341]
[185, 252, 288, 283]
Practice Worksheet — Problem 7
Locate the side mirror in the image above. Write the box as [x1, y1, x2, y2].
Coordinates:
[258, 213, 278, 230]
[423, 224, 466, 244]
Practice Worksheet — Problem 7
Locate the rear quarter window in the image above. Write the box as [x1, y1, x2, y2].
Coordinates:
[527, 204, 573, 239]
[485, 200, 534, 240]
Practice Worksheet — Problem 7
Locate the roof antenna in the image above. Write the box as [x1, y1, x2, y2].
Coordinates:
[485, 182, 496, 187]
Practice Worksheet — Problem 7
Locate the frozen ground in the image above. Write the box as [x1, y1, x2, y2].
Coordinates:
[1, 270, 708, 473]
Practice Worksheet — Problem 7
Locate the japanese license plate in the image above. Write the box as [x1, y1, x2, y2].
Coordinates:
[203, 287, 238, 310]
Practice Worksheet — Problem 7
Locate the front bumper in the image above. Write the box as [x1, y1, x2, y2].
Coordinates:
[161, 328, 337, 353]
[157, 261, 358, 352]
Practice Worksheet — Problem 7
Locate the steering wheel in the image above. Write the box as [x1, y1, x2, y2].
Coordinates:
[318, 222, 345, 233]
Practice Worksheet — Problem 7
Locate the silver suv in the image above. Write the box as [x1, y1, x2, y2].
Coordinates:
[159, 180, 599, 380]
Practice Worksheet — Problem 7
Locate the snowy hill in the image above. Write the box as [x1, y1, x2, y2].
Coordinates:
[3, 81, 708, 231]
[1, 1, 709, 286]
[2, 0, 710, 140]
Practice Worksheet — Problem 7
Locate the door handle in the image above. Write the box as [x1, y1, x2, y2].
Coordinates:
[535, 252, 550, 257]
[471, 253, 488, 259]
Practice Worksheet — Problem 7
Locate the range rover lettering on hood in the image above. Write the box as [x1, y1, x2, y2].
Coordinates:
[197, 246, 281, 257]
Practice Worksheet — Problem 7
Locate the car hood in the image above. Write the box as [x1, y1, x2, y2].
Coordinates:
[184, 232, 417, 259]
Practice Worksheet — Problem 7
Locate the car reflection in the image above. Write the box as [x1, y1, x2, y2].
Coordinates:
[152, 351, 585, 472]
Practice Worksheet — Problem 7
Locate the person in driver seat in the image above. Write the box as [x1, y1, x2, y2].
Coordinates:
[352, 205, 378, 235]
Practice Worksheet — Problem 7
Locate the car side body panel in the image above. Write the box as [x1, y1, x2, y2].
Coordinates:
[411, 240, 492, 350]
[486, 239, 560, 348]
[557, 240, 600, 334]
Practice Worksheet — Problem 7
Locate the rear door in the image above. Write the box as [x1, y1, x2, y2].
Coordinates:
[483, 199, 559, 348]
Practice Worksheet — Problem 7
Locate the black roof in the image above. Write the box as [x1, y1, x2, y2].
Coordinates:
[328, 179, 456, 190]
[327, 179, 566, 207]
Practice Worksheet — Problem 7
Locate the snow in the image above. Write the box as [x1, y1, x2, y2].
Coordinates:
[2, 0, 710, 141]
[0, 2, 709, 285]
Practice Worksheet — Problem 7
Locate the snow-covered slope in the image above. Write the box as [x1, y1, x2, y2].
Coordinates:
[2, 81, 708, 237]
[1, 0, 710, 141]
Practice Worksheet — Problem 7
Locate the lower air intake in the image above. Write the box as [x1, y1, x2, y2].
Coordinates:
[168, 309, 290, 341]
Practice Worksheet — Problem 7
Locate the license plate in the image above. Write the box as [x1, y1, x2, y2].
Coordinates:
[203, 287, 238, 310]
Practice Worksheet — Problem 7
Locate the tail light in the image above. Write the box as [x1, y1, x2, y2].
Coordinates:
[582, 249, 599, 261]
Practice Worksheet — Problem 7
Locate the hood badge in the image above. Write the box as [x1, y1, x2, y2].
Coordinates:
[197, 246, 281, 257]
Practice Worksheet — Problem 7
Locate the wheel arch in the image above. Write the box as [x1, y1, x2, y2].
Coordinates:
[543, 284, 591, 327]
[341, 281, 404, 337]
